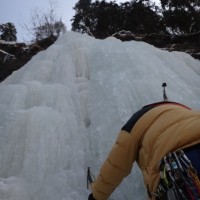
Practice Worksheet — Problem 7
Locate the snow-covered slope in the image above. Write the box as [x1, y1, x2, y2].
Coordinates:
[0, 31, 200, 200]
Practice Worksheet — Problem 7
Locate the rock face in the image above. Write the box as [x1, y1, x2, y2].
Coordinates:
[0, 32, 200, 82]
[0, 35, 57, 82]
[113, 31, 200, 60]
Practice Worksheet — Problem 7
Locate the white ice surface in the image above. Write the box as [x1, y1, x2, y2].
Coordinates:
[0, 31, 200, 200]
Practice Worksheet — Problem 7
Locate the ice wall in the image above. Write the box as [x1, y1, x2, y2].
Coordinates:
[0, 31, 200, 200]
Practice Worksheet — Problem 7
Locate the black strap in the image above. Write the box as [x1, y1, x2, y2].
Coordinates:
[121, 101, 190, 133]
[121, 105, 154, 133]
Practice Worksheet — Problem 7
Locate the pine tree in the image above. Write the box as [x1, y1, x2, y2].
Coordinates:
[71, 0, 166, 39]
[121, 0, 165, 34]
[0, 22, 17, 41]
[71, 0, 92, 34]
[161, 0, 200, 34]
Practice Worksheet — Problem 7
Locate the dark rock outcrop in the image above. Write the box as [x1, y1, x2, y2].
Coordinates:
[113, 31, 200, 60]
[0, 35, 57, 82]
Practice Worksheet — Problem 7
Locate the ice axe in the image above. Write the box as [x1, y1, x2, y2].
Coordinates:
[162, 82, 168, 101]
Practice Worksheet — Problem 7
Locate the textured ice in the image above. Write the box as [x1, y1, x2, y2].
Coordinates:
[0, 31, 200, 200]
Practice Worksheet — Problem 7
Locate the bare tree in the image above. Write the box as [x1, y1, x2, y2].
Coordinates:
[22, 1, 66, 41]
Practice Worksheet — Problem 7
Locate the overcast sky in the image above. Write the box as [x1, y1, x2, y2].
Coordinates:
[0, 0, 159, 42]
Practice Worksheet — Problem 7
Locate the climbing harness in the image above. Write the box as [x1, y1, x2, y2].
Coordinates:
[156, 150, 200, 200]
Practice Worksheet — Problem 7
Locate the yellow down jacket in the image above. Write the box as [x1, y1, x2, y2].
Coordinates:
[91, 102, 200, 200]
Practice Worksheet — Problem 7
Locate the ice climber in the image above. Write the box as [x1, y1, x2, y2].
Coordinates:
[88, 100, 200, 200]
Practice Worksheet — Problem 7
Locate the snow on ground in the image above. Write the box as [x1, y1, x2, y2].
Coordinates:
[0, 31, 200, 200]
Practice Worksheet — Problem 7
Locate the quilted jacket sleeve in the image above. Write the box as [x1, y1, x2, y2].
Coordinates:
[91, 130, 140, 200]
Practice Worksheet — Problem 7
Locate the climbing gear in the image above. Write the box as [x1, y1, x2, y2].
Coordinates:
[87, 168, 96, 199]
[156, 150, 200, 200]
[87, 167, 95, 189]
[162, 82, 168, 101]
